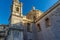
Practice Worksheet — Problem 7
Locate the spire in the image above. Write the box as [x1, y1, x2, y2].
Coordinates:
[32, 6, 35, 10]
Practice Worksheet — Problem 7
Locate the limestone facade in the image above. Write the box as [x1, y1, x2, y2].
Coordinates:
[0, 0, 60, 40]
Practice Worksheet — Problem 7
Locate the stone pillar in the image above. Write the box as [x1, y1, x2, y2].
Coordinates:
[23, 23, 28, 40]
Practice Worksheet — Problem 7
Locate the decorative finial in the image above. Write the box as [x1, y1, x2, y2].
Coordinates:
[32, 6, 35, 10]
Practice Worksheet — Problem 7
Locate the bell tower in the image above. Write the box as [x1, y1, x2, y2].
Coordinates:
[9, 0, 23, 24]
[12, 0, 23, 16]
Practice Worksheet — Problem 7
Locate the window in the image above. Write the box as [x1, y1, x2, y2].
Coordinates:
[37, 24, 41, 32]
[16, 7, 19, 12]
[27, 23, 30, 32]
[33, 15, 36, 20]
[45, 18, 51, 27]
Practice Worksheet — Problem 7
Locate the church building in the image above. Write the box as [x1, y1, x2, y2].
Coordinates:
[0, 0, 60, 40]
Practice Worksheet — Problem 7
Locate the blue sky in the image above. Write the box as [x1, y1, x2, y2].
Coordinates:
[0, 0, 58, 24]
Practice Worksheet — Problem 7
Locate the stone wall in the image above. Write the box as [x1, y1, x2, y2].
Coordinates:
[36, 3, 60, 40]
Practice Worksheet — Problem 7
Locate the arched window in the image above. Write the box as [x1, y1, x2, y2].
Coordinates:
[45, 18, 51, 28]
[16, 7, 19, 12]
[33, 15, 36, 20]
[27, 23, 30, 32]
[37, 24, 41, 32]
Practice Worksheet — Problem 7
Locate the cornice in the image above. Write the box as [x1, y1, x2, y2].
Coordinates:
[35, 1, 60, 23]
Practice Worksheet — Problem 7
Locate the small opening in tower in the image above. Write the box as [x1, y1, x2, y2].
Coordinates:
[16, 7, 19, 12]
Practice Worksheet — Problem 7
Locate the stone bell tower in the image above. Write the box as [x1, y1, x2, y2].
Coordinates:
[10, 0, 23, 24]
[12, 0, 23, 16]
